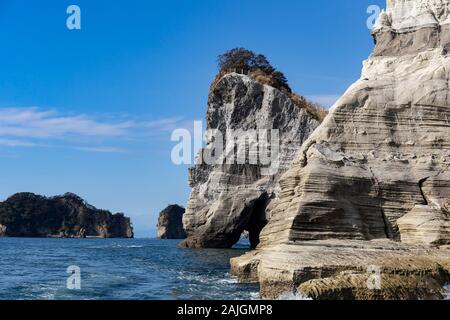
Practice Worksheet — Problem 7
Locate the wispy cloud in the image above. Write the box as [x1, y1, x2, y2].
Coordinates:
[75, 146, 128, 153]
[0, 107, 185, 152]
[0, 107, 133, 139]
[144, 117, 184, 130]
[0, 138, 42, 147]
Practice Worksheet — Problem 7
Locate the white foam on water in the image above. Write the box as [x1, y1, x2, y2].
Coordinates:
[217, 273, 239, 284]
[30, 284, 58, 300]
[277, 291, 312, 300]
[176, 272, 218, 284]
[218, 277, 239, 284]
[111, 244, 144, 249]
[249, 291, 260, 300]
[443, 284, 450, 300]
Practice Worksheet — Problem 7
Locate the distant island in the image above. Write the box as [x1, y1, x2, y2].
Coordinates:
[0, 193, 133, 238]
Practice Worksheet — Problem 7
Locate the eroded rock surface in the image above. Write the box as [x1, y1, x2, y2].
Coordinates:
[232, 240, 450, 300]
[181, 73, 320, 248]
[231, 0, 450, 299]
[157, 205, 186, 239]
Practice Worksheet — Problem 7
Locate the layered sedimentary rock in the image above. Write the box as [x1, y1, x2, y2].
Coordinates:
[181, 73, 320, 248]
[0, 193, 133, 238]
[157, 205, 186, 239]
[232, 240, 450, 299]
[231, 0, 450, 299]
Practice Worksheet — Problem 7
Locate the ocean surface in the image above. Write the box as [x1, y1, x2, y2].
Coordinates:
[0, 238, 259, 300]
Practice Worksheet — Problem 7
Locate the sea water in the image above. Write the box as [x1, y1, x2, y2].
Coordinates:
[0, 238, 258, 300]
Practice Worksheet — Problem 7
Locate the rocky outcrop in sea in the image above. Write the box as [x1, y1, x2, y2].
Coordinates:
[180, 71, 321, 249]
[157, 205, 186, 239]
[0, 192, 133, 238]
[231, 0, 450, 300]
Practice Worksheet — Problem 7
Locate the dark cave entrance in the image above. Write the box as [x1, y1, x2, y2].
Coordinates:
[241, 194, 269, 249]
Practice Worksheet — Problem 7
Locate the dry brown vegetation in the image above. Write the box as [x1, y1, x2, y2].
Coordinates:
[288, 92, 329, 122]
[212, 48, 329, 122]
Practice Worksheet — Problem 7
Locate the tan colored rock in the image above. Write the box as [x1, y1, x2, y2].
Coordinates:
[258, 47, 450, 246]
[257, 0, 450, 247]
[231, 240, 450, 300]
[299, 273, 444, 300]
[231, 0, 450, 299]
[397, 173, 450, 246]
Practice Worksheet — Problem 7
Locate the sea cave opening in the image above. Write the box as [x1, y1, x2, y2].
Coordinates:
[239, 194, 269, 249]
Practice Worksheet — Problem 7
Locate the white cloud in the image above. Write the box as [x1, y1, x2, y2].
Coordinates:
[0, 107, 133, 138]
[75, 146, 127, 153]
[0, 107, 186, 152]
[144, 117, 184, 130]
[0, 138, 42, 147]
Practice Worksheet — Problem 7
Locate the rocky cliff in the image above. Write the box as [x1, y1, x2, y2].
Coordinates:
[231, 0, 450, 300]
[157, 205, 186, 239]
[0, 193, 133, 238]
[180, 72, 321, 248]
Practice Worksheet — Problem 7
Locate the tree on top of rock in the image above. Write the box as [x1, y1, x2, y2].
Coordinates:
[217, 48, 291, 93]
[218, 48, 255, 71]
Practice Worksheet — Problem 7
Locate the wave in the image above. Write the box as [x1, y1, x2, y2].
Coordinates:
[249, 291, 260, 300]
[124, 245, 144, 248]
[0, 238, 259, 300]
[444, 284, 450, 300]
[277, 291, 312, 300]
[218, 278, 239, 284]
[112, 244, 144, 248]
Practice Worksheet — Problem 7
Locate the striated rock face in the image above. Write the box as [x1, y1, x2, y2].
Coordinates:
[181, 73, 320, 248]
[0, 193, 133, 238]
[157, 205, 186, 239]
[257, 0, 450, 247]
[231, 0, 450, 299]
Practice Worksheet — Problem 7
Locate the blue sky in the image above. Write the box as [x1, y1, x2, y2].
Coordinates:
[0, 0, 385, 237]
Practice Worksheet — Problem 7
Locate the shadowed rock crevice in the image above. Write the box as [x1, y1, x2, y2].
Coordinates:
[244, 194, 269, 249]
[180, 192, 269, 249]
[419, 177, 431, 205]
